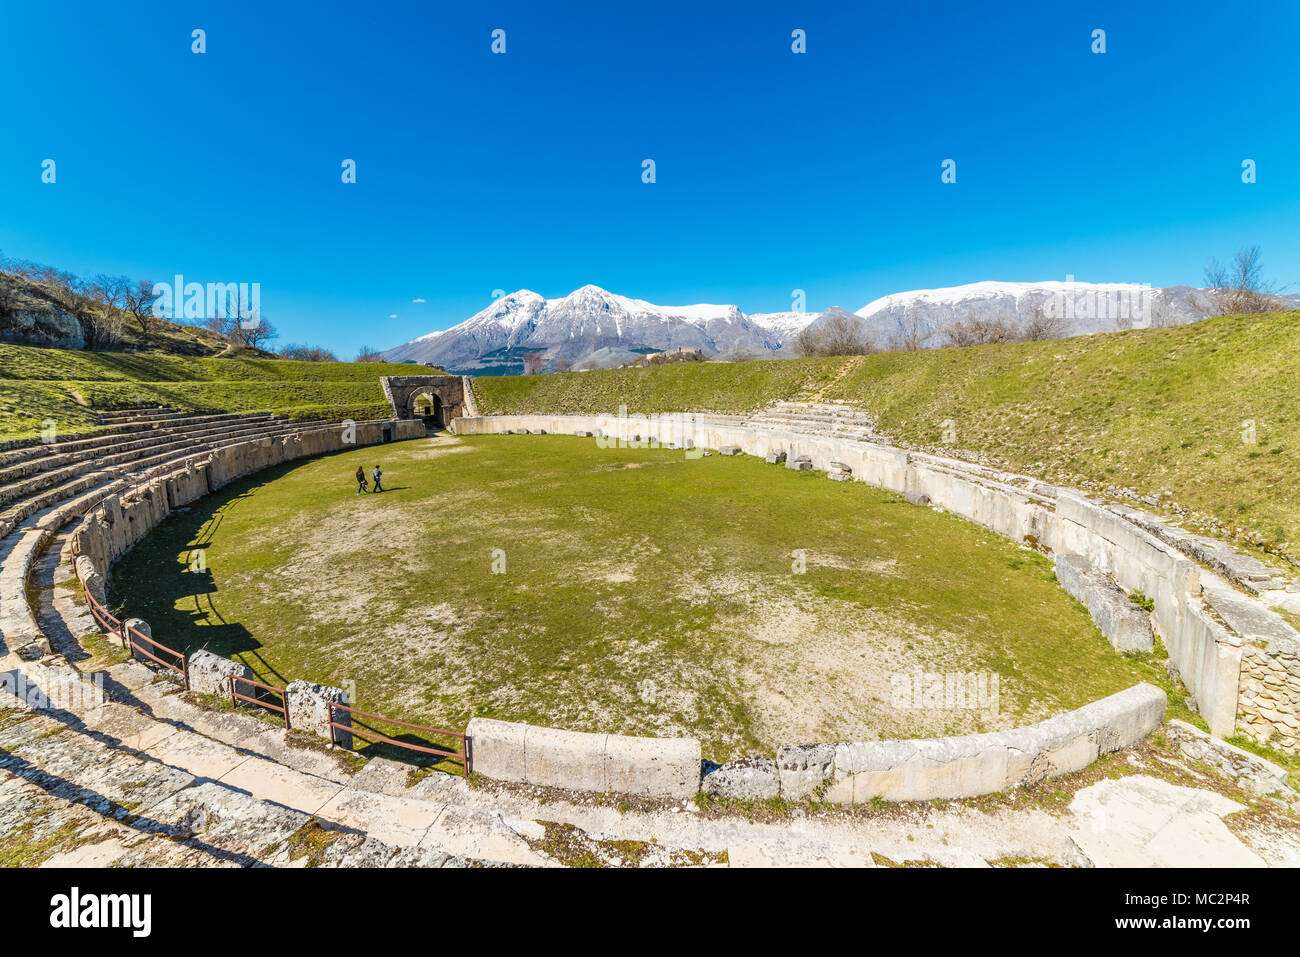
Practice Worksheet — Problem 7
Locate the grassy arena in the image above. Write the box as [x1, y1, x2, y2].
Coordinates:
[111, 433, 1170, 759]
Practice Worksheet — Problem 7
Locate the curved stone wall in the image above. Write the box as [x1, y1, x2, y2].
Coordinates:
[69, 407, 1300, 805]
[453, 411, 1297, 746]
[71, 419, 423, 579]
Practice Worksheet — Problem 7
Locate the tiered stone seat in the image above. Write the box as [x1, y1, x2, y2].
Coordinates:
[0, 410, 331, 541]
[0, 406, 339, 658]
[741, 400, 882, 442]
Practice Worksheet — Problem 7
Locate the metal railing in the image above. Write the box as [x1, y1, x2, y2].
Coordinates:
[328, 702, 469, 776]
[230, 674, 290, 729]
[79, 579, 189, 688]
[124, 621, 189, 689]
[81, 579, 122, 635]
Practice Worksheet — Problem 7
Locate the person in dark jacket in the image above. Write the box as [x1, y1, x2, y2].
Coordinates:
[355, 465, 368, 495]
[372, 465, 384, 493]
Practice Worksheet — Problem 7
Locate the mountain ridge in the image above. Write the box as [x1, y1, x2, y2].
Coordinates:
[382, 280, 1248, 374]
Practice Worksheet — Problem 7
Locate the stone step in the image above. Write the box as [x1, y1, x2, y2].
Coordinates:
[0, 419, 325, 539]
[0, 411, 277, 473]
[3, 427, 251, 506]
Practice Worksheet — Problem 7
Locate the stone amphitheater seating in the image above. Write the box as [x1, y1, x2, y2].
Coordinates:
[0, 406, 346, 658]
[0, 406, 523, 866]
[741, 400, 884, 443]
[2, 399, 1296, 866]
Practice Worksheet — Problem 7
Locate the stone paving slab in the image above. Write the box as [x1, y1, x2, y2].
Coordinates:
[143, 780, 314, 861]
[0, 768, 213, 868]
[216, 753, 345, 815]
[2, 727, 196, 820]
[423, 804, 551, 865]
[1068, 775, 1265, 868]
[102, 660, 161, 694]
[0, 711, 65, 750]
[80, 701, 180, 752]
[142, 727, 251, 782]
[313, 786, 447, 847]
[346, 756, 415, 796]
[233, 727, 354, 782]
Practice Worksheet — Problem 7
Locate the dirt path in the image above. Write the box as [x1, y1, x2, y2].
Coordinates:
[806, 356, 866, 402]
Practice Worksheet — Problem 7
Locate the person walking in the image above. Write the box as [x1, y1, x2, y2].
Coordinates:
[355, 465, 368, 495]
[372, 465, 384, 493]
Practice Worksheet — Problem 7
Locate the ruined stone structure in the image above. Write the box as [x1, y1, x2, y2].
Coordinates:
[380, 375, 476, 429]
[2, 388, 1297, 872]
[454, 407, 1300, 754]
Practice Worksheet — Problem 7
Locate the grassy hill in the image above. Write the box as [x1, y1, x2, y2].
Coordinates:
[474, 310, 1300, 564]
[0, 343, 439, 441]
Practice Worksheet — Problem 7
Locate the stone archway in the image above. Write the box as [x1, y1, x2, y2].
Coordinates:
[411, 392, 444, 429]
[380, 375, 474, 428]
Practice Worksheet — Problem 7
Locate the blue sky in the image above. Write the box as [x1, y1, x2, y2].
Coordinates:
[2, 0, 1297, 357]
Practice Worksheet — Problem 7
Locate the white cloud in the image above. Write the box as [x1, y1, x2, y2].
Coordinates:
[412, 297, 426, 303]
[389, 314, 398, 319]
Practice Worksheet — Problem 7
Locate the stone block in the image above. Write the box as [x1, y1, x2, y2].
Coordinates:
[765, 450, 787, 465]
[188, 649, 254, 700]
[604, 733, 702, 799]
[524, 724, 607, 793]
[719, 445, 740, 456]
[121, 618, 153, 666]
[286, 679, 352, 749]
[74, 555, 105, 604]
[466, 717, 528, 783]
[776, 743, 835, 798]
[702, 756, 779, 801]
[1055, 553, 1154, 652]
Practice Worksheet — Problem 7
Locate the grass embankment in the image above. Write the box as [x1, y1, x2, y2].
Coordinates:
[475, 311, 1300, 561]
[475, 356, 846, 415]
[0, 344, 440, 440]
[110, 434, 1168, 760]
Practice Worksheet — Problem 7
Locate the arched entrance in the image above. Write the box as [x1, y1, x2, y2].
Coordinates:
[380, 375, 473, 428]
[411, 392, 445, 430]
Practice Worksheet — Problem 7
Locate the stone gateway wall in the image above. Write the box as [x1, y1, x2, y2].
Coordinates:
[380, 375, 470, 424]
[466, 686, 1165, 804]
[467, 718, 702, 800]
[1237, 640, 1300, 752]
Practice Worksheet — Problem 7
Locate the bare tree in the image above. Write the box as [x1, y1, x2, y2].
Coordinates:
[1019, 307, 1066, 341]
[82, 274, 130, 349]
[1204, 246, 1283, 315]
[355, 345, 383, 363]
[280, 343, 339, 362]
[822, 313, 874, 355]
[556, 356, 570, 373]
[522, 350, 545, 374]
[202, 315, 233, 341]
[794, 312, 875, 357]
[123, 279, 161, 337]
[943, 316, 1017, 347]
[229, 315, 278, 351]
[889, 312, 933, 352]
[793, 326, 821, 357]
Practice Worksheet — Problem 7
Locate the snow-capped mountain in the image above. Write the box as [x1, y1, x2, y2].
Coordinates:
[382, 285, 788, 371]
[383, 280, 1227, 373]
[853, 280, 1216, 347]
